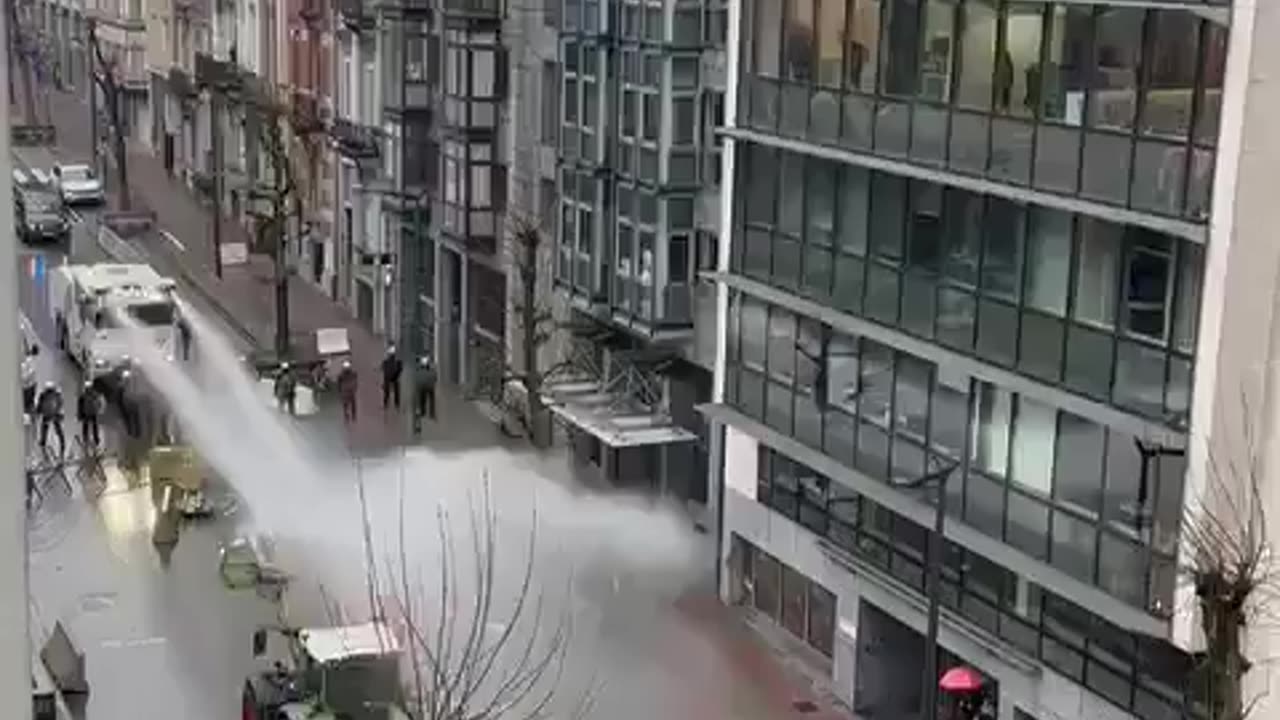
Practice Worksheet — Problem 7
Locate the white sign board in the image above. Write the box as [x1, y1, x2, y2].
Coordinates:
[220, 241, 248, 267]
[315, 327, 350, 356]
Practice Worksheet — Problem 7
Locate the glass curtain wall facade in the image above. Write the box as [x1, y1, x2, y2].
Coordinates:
[556, 0, 721, 333]
[738, 0, 1226, 221]
[715, 0, 1225, 718]
[379, 0, 509, 389]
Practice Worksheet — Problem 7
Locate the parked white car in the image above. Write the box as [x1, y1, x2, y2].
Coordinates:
[52, 163, 105, 206]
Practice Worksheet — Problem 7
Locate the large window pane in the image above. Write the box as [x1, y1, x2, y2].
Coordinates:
[1073, 218, 1122, 329]
[1103, 428, 1145, 530]
[918, 0, 957, 103]
[860, 341, 894, 427]
[1042, 5, 1092, 126]
[1196, 21, 1227, 146]
[895, 355, 932, 441]
[1141, 10, 1199, 140]
[943, 189, 981, 287]
[1025, 208, 1072, 315]
[871, 174, 907, 261]
[779, 153, 806, 237]
[907, 181, 943, 273]
[753, 548, 782, 618]
[931, 364, 969, 460]
[815, 0, 845, 88]
[955, 0, 996, 110]
[784, 0, 816, 82]
[1089, 8, 1143, 131]
[767, 308, 797, 382]
[1003, 3, 1044, 118]
[845, 0, 882, 92]
[740, 296, 768, 370]
[808, 161, 837, 246]
[1123, 232, 1173, 343]
[973, 382, 1011, 478]
[827, 332, 861, 414]
[981, 198, 1025, 300]
[807, 582, 836, 657]
[1054, 411, 1105, 515]
[881, 0, 921, 97]
[755, 0, 783, 77]
[745, 145, 778, 226]
[1011, 396, 1056, 496]
[839, 166, 871, 255]
[1173, 243, 1203, 354]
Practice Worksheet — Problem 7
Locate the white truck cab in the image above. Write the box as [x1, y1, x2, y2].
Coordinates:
[50, 263, 180, 379]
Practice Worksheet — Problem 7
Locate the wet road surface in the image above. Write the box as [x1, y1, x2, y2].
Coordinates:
[15, 143, 283, 720]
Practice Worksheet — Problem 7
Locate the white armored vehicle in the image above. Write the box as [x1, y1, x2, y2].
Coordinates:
[50, 263, 179, 379]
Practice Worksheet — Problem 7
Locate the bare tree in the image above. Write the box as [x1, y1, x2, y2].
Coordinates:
[356, 478, 593, 720]
[88, 19, 131, 211]
[505, 215, 557, 447]
[241, 83, 324, 356]
[1182, 403, 1280, 720]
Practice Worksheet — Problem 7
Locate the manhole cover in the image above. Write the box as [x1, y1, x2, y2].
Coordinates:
[793, 700, 818, 714]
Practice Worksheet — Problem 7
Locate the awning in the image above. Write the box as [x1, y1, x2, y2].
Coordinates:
[541, 379, 697, 448]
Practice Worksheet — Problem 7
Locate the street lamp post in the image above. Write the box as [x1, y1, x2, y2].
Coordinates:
[891, 461, 959, 720]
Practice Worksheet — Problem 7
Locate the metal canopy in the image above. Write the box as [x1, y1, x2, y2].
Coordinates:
[542, 381, 697, 448]
[540, 340, 695, 448]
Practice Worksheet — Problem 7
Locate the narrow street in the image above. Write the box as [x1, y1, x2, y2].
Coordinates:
[15, 85, 858, 720]
[14, 142, 282, 720]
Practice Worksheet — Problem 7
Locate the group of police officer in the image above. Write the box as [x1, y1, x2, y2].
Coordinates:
[271, 345, 438, 432]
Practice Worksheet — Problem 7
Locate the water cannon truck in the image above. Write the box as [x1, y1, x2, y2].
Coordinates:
[49, 263, 180, 380]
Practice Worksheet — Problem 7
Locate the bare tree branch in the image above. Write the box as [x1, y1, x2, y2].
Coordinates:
[356, 474, 589, 719]
[1181, 394, 1279, 720]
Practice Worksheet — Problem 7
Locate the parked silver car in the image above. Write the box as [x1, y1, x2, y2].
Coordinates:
[52, 163, 105, 206]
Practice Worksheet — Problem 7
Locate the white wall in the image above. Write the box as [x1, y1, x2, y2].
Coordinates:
[1175, 0, 1280, 714]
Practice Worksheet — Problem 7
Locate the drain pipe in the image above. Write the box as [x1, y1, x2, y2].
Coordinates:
[0, 2, 34, 715]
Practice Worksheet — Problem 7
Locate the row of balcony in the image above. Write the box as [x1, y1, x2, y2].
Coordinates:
[335, 0, 500, 31]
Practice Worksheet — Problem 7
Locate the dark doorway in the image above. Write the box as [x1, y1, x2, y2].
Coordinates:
[854, 602, 981, 719]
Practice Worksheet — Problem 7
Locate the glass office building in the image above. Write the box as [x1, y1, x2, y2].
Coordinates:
[547, 0, 728, 504]
[707, 1, 1241, 718]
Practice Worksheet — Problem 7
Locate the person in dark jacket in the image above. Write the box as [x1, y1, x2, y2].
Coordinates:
[76, 381, 105, 450]
[177, 317, 193, 361]
[381, 346, 403, 410]
[413, 356, 437, 432]
[274, 362, 298, 416]
[337, 361, 358, 424]
[36, 382, 65, 455]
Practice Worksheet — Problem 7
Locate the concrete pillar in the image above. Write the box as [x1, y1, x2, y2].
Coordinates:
[0, 2, 35, 714]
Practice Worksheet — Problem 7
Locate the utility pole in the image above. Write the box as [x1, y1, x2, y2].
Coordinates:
[210, 91, 223, 278]
[87, 17, 98, 179]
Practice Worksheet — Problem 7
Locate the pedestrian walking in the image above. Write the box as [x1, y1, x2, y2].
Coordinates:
[177, 317, 192, 361]
[36, 382, 65, 456]
[337, 361, 358, 424]
[413, 356, 437, 433]
[76, 381, 105, 450]
[274, 362, 298, 416]
[118, 369, 141, 438]
[381, 346, 403, 410]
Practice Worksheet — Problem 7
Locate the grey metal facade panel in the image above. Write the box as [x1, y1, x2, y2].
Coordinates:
[699, 401, 1170, 639]
[708, 270, 1187, 447]
[720, 127, 1208, 245]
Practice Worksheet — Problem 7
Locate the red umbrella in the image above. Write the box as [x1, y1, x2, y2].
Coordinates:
[938, 666, 985, 693]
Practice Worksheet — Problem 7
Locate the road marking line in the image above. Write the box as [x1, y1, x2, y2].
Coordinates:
[161, 230, 186, 251]
[66, 208, 82, 224]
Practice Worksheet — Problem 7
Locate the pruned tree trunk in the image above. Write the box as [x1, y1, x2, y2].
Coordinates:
[519, 226, 549, 448]
[1198, 574, 1249, 720]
